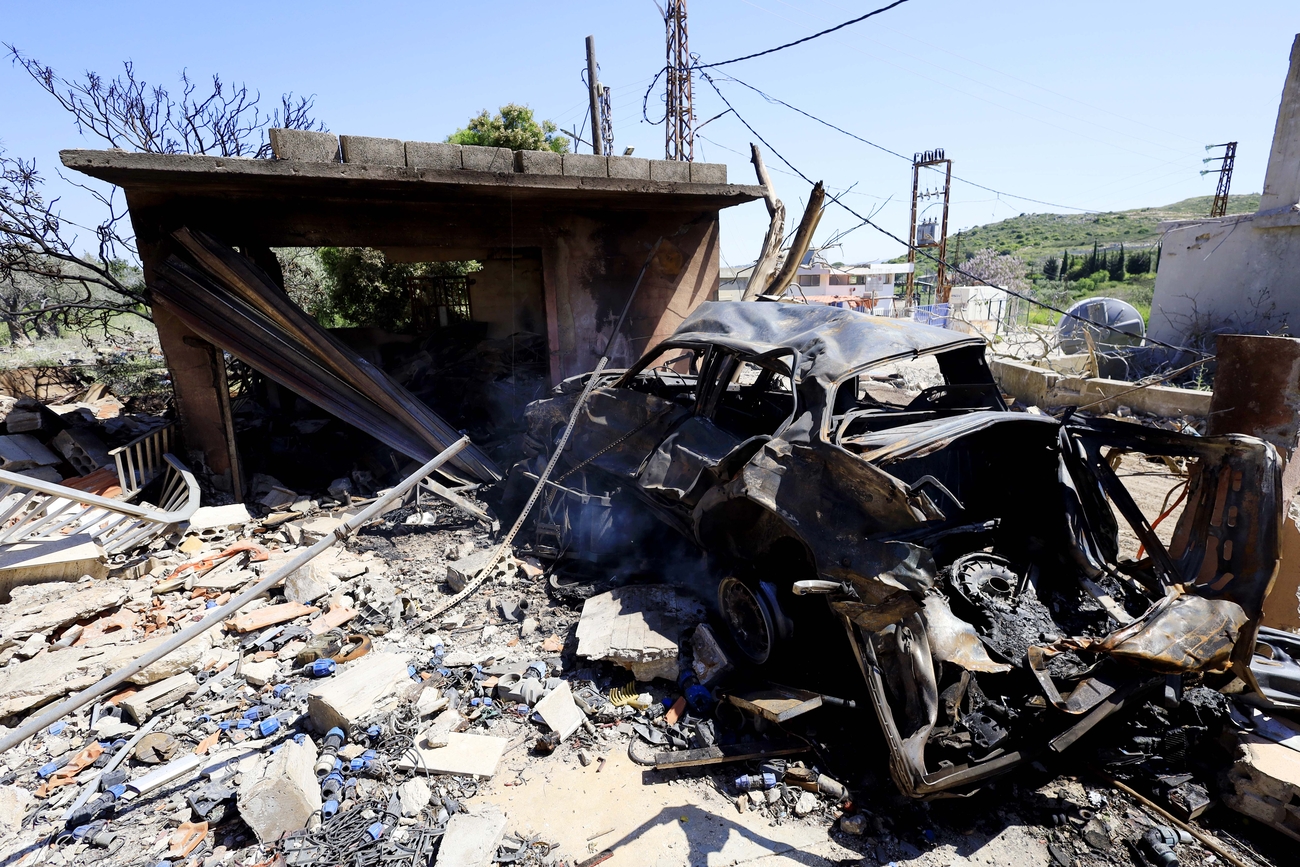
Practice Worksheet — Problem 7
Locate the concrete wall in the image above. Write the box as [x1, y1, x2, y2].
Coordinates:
[471, 252, 547, 339]
[541, 213, 719, 382]
[1149, 35, 1300, 348]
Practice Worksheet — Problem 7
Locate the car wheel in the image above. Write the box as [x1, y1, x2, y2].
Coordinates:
[717, 575, 780, 665]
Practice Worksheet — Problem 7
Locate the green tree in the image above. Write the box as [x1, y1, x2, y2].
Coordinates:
[1127, 249, 1151, 275]
[1042, 256, 1059, 281]
[447, 104, 570, 153]
[1107, 244, 1126, 281]
[318, 248, 480, 332]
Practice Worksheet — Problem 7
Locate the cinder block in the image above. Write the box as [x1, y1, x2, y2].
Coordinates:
[649, 160, 690, 183]
[460, 145, 514, 172]
[515, 150, 563, 175]
[607, 156, 651, 180]
[405, 141, 462, 171]
[562, 153, 608, 178]
[339, 135, 406, 166]
[689, 161, 728, 184]
[268, 129, 340, 162]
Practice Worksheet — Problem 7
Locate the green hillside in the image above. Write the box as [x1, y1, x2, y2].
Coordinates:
[949, 193, 1260, 263]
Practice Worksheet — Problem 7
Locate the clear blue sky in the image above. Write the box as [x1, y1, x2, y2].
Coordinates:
[2, 0, 1298, 268]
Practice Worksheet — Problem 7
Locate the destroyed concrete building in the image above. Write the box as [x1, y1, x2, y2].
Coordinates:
[61, 133, 762, 499]
[1149, 35, 1300, 348]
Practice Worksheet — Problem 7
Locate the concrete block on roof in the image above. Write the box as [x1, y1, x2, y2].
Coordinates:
[514, 149, 563, 175]
[649, 160, 690, 183]
[690, 161, 728, 184]
[607, 155, 650, 180]
[405, 141, 462, 171]
[562, 153, 608, 178]
[339, 135, 406, 166]
[268, 128, 340, 163]
[460, 145, 514, 173]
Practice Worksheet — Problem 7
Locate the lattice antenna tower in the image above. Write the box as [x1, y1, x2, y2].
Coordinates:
[1201, 142, 1237, 218]
[664, 1, 695, 161]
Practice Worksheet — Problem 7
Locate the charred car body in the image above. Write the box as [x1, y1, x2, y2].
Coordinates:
[512, 301, 1282, 797]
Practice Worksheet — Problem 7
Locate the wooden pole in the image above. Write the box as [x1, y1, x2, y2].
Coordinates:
[586, 36, 604, 156]
[764, 182, 825, 298]
[744, 145, 786, 301]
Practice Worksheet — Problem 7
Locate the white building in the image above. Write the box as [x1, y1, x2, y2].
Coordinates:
[719, 253, 914, 314]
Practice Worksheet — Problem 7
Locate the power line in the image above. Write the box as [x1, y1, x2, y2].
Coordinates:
[696, 79, 1210, 359]
[696, 0, 914, 69]
[715, 72, 1099, 212]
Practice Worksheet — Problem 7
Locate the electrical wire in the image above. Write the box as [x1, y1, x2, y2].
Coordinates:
[696, 73, 1212, 359]
[715, 72, 1099, 212]
[695, 0, 914, 69]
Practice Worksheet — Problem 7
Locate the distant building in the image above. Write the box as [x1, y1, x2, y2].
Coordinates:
[719, 252, 914, 313]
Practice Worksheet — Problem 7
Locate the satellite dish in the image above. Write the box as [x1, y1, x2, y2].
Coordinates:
[1056, 297, 1145, 355]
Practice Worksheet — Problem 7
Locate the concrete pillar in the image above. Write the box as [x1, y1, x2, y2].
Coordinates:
[152, 303, 243, 500]
[1208, 333, 1300, 631]
[1260, 34, 1300, 213]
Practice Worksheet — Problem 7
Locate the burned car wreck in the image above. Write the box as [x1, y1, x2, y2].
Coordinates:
[510, 301, 1282, 797]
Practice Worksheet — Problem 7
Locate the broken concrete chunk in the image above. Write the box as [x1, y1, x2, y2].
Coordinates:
[533, 680, 584, 742]
[575, 585, 706, 681]
[0, 581, 127, 640]
[397, 732, 506, 778]
[188, 504, 251, 532]
[237, 738, 321, 843]
[420, 708, 465, 749]
[691, 624, 733, 686]
[241, 659, 279, 688]
[396, 777, 431, 818]
[435, 808, 508, 867]
[283, 560, 339, 604]
[0, 434, 60, 469]
[300, 516, 343, 542]
[307, 652, 410, 734]
[414, 687, 447, 719]
[1223, 731, 1300, 842]
[0, 627, 210, 717]
[120, 672, 197, 724]
[0, 534, 108, 600]
[0, 785, 33, 839]
[15, 466, 62, 483]
[445, 549, 512, 593]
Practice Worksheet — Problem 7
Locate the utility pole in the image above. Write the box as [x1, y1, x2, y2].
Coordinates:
[664, 1, 695, 161]
[1202, 142, 1237, 218]
[585, 36, 603, 157]
[904, 149, 953, 307]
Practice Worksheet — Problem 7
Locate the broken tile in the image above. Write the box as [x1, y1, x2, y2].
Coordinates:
[397, 732, 506, 778]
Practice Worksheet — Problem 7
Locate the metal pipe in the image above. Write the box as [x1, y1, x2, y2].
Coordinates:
[0, 437, 469, 754]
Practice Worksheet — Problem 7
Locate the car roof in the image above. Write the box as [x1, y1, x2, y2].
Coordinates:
[665, 301, 985, 386]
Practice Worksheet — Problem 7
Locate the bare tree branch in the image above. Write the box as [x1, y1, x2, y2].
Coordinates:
[0, 48, 328, 341]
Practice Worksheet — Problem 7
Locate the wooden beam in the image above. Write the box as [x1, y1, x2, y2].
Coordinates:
[743, 145, 786, 301]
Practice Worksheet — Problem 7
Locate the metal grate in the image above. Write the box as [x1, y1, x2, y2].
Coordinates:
[409, 275, 473, 330]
